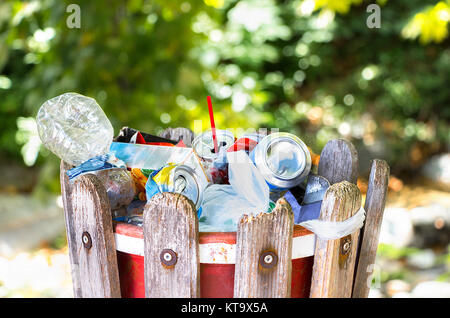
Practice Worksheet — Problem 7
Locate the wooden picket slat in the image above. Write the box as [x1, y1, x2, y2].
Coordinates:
[71, 174, 121, 297]
[59, 161, 82, 298]
[311, 138, 361, 297]
[143, 192, 200, 298]
[309, 181, 362, 298]
[234, 198, 294, 298]
[318, 139, 359, 185]
[352, 159, 390, 298]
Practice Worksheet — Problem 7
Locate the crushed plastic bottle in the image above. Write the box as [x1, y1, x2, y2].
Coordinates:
[36, 92, 114, 166]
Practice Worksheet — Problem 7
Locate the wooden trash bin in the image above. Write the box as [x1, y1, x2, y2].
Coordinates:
[60, 138, 390, 298]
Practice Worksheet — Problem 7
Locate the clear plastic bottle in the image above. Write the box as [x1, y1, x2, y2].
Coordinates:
[36, 92, 114, 166]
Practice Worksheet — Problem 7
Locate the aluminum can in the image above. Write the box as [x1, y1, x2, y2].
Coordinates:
[145, 163, 208, 212]
[192, 129, 235, 161]
[173, 165, 208, 212]
[192, 129, 235, 183]
[250, 132, 311, 191]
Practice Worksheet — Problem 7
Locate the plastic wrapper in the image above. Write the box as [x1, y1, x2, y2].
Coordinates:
[199, 151, 269, 232]
[298, 207, 366, 240]
[130, 168, 152, 201]
[109, 142, 204, 172]
[114, 127, 177, 145]
[66, 153, 126, 180]
[127, 215, 143, 227]
[93, 169, 136, 210]
[36, 92, 114, 166]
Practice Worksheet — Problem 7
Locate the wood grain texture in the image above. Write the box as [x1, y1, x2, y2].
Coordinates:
[234, 198, 294, 298]
[71, 174, 121, 298]
[318, 139, 359, 185]
[159, 127, 195, 147]
[143, 192, 200, 298]
[309, 181, 362, 298]
[60, 160, 82, 298]
[352, 159, 390, 298]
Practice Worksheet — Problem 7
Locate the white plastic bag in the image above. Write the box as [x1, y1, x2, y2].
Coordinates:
[199, 151, 269, 232]
[298, 206, 366, 240]
[227, 150, 269, 213]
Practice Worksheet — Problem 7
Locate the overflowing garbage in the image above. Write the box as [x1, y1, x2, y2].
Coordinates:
[36, 92, 363, 236]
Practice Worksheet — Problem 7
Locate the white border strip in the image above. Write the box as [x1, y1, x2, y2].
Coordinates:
[292, 234, 315, 259]
[115, 233, 144, 257]
[199, 242, 236, 264]
[115, 233, 315, 264]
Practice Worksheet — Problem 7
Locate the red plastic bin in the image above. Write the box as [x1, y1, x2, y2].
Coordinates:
[113, 222, 315, 298]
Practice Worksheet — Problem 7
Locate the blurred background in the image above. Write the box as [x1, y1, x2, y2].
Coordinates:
[0, 0, 449, 297]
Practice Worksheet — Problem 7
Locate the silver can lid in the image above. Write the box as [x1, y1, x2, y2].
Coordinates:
[253, 132, 311, 189]
[239, 132, 266, 143]
[192, 129, 235, 161]
[173, 165, 204, 210]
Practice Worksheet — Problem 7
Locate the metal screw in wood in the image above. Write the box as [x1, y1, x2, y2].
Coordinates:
[259, 251, 278, 269]
[340, 237, 352, 255]
[82, 231, 92, 250]
[160, 249, 177, 267]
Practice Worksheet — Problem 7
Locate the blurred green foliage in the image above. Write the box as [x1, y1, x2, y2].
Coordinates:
[377, 243, 422, 260]
[0, 0, 449, 193]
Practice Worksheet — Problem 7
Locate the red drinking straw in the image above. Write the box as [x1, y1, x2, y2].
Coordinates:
[207, 96, 219, 154]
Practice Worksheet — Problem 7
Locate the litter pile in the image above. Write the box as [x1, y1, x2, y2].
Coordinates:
[36, 92, 363, 236]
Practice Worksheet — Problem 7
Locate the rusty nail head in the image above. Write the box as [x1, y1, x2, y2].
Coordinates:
[341, 237, 352, 255]
[343, 242, 351, 252]
[259, 251, 278, 269]
[160, 249, 177, 267]
[82, 231, 92, 250]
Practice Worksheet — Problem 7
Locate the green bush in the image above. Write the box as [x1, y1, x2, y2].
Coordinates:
[0, 0, 449, 193]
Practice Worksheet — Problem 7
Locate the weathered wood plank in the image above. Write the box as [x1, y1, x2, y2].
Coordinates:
[159, 127, 195, 147]
[143, 192, 200, 298]
[310, 181, 362, 298]
[60, 160, 82, 298]
[234, 198, 294, 298]
[71, 174, 121, 298]
[318, 139, 359, 185]
[352, 159, 390, 298]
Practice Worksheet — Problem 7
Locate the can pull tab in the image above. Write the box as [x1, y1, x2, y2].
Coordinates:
[174, 175, 187, 193]
[210, 141, 228, 154]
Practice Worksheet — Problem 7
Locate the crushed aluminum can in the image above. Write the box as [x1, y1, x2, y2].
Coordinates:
[284, 175, 330, 224]
[173, 165, 208, 213]
[250, 132, 311, 191]
[145, 164, 208, 213]
[302, 174, 330, 205]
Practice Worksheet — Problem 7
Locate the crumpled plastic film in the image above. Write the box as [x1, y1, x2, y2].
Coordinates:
[298, 206, 366, 240]
[227, 150, 270, 214]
